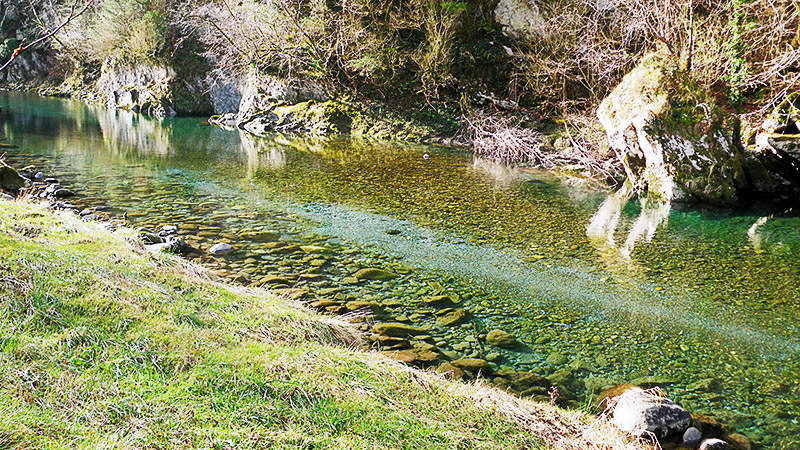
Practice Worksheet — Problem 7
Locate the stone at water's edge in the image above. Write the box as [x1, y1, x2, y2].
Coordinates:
[597, 52, 746, 205]
[0, 161, 26, 192]
[700, 439, 730, 450]
[683, 427, 702, 447]
[611, 387, 692, 438]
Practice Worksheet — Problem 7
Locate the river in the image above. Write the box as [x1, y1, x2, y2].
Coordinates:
[2, 92, 798, 447]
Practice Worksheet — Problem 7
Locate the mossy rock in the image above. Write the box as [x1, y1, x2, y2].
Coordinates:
[0, 162, 25, 192]
[597, 52, 746, 205]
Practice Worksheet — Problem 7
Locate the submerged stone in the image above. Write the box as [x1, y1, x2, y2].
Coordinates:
[436, 309, 469, 326]
[354, 268, 397, 281]
[485, 329, 517, 349]
[372, 322, 426, 338]
[451, 358, 491, 373]
[422, 295, 455, 307]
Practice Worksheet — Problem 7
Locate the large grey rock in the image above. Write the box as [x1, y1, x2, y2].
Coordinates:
[597, 53, 747, 205]
[611, 387, 691, 438]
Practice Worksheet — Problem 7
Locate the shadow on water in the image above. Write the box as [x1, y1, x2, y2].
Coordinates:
[2, 92, 800, 447]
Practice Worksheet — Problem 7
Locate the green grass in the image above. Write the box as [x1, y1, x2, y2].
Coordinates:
[0, 199, 637, 449]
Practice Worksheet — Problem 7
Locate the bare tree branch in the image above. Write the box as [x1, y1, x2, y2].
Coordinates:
[0, 0, 95, 72]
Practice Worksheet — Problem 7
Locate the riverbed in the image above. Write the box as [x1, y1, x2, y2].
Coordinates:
[2, 92, 798, 447]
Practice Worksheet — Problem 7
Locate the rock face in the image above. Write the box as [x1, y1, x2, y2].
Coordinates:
[494, 0, 542, 37]
[96, 60, 213, 117]
[611, 387, 692, 438]
[751, 92, 800, 197]
[597, 53, 747, 205]
[0, 47, 51, 85]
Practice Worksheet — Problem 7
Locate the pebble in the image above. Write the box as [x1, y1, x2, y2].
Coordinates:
[683, 427, 702, 446]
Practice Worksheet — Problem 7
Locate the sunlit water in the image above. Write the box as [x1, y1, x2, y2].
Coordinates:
[2, 93, 799, 446]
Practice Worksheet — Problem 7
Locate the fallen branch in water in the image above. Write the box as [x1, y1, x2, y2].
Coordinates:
[0, 0, 95, 73]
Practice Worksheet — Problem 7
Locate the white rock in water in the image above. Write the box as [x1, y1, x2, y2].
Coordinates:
[209, 242, 233, 256]
[612, 387, 691, 438]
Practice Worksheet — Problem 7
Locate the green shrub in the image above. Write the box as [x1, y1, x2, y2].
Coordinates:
[89, 0, 169, 63]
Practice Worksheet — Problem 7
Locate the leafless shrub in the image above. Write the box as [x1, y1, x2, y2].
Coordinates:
[467, 114, 549, 164]
[466, 112, 622, 182]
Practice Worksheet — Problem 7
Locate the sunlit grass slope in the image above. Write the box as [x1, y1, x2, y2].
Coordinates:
[0, 199, 639, 449]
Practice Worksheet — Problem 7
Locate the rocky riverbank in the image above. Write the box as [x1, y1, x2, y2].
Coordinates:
[0, 155, 758, 449]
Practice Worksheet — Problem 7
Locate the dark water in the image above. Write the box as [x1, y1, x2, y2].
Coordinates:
[2, 93, 799, 447]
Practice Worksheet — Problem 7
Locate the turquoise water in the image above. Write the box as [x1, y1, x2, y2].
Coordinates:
[2, 92, 799, 447]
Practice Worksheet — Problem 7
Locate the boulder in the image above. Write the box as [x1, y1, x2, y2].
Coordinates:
[597, 52, 747, 204]
[683, 427, 703, 447]
[611, 387, 692, 438]
[485, 329, 517, 348]
[436, 362, 466, 380]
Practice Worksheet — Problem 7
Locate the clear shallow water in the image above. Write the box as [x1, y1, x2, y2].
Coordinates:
[2, 93, 799, 446]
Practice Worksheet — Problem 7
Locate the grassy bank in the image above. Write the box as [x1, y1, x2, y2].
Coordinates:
[0, 198, 639, 449]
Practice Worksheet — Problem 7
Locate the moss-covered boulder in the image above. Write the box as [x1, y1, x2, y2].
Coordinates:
[597, 53, 746, 204]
